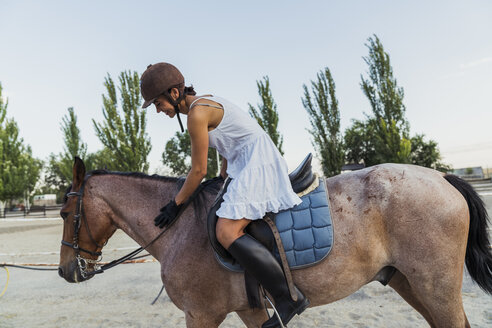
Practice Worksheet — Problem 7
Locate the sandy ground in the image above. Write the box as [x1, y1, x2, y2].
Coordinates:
[0, 196, 491, 327]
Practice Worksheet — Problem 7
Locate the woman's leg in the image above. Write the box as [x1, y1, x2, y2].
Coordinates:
[216, 217, 251, 249]
[217, 217, 309, 328]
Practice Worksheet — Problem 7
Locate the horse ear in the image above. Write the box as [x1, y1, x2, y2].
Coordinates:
[73, 156, 86, 188]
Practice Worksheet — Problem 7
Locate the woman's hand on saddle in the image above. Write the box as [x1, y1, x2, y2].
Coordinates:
[154, 199, 183, 228]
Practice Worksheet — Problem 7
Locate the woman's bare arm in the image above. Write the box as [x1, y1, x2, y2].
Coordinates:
[174, 108, 209, 205]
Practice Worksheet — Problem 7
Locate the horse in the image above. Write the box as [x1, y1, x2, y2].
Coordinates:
[58, 157, 492, 328]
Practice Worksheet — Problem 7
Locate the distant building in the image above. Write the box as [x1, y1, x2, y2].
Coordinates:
[33, 194, 57, 206]
[453, 167, 484, 180]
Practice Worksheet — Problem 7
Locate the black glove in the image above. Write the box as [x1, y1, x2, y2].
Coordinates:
[154, 199, 183, 228]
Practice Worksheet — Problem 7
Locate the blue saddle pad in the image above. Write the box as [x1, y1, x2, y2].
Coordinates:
[216, 178, 333, 272]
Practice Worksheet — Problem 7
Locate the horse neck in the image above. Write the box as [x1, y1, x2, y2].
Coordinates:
[88, 174, 213, 262]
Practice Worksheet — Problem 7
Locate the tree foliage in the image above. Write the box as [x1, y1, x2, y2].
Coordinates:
[59, 107, 88, 182]
[248, 76, 284, 155]
[302, 67, 344, 177]
[43, 107, 93, 201]
[359, 34, 411, 164]
[162, 130, 219, 179]
[0, 82, 6, 199]
[410, 134, 451, 172]
[344, 35, 448, 170]
[42, 153, 66, 202]
[0, 82, 41, 205]
[344, 118, 378, 167]
[93, 71, 151, 172]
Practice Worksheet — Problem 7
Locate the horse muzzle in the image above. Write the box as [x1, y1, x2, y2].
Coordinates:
[58, 259, 94, 283]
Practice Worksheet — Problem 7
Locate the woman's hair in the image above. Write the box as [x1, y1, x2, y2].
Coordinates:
[184, 85, 197, 96]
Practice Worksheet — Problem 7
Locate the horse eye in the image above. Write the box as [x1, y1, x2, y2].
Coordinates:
[60, 212, 69, 220]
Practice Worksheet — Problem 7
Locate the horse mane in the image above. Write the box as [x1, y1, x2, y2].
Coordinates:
[63, 170, 224, 221]
[88, 169, 181, 184]
[87, 169, 223, 194]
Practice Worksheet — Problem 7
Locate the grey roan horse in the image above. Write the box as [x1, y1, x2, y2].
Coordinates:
[58, 157, 492, 327]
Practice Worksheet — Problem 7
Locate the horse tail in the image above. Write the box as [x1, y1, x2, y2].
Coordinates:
[444, 174, 492, 294]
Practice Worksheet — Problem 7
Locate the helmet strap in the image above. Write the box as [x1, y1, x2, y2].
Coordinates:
[175, 106, 185, 133]
[164, 90, 185, 133]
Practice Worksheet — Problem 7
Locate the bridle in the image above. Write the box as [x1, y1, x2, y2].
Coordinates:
[61, 173, 220, 279]
[62, 174, 106, 278]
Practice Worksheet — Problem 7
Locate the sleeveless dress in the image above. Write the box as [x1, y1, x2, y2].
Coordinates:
[190, 95, 302, 220]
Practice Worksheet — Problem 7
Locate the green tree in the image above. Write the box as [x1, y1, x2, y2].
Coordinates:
[410, 134, 451, 172]
[59, 107, 89, 181]
[344, 118, 378, 167]
[360, 34, 411, 164]
[86, 148, 114, 171]
[302, 67, 344, 177]
[43, 153, 67, 202]
[345, 35, 449, 170]
[21, 147, 42, 205]
[93, 71, 151, 172]
[42, 107, 94, 202]
[0, 82, 6, 201]
[162, 130, 219, 179]
[0, 111, 41, 206]
[248, 76, 284, 155]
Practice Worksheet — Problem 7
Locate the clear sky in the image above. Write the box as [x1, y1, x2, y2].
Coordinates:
[1, 0, 491, 174]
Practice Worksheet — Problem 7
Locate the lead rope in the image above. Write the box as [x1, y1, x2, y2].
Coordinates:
[151, 285, 166, 305]
[0, 266, 9, 298]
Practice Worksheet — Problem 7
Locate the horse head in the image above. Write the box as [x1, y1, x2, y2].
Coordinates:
[58, 157, 117, 283]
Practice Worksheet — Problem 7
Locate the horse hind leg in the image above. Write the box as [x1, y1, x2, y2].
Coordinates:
[184, 310, 227, 328]
[236, 308, 269, 328]
[394, 268, 470, 328]
[388, 270, 436, 327]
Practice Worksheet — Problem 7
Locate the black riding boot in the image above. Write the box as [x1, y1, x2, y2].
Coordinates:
[228, 234, 310, 328]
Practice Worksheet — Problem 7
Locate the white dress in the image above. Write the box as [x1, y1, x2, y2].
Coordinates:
[190, 96, 302, 220]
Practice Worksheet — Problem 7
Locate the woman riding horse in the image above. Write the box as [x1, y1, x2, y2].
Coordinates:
[140, 62, 310, 328]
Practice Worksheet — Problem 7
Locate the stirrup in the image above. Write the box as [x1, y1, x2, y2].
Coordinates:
[263, 294, 286, 328]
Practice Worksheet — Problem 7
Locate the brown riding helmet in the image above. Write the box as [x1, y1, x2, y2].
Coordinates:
[140, 62, 185, 108]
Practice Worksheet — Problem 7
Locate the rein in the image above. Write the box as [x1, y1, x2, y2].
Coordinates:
[61, 174, 220, 279]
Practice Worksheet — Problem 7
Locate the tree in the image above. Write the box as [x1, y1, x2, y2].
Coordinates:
[21, 147, 42, 206]
[86, 148, 114, 171]
[43, 153, 67, 203]
[42, 107, 94, 202]
[248, 76, 284, 155]
[0, 91, 41, 207]
[344, 118, 378, 167]
[0, 82, 6, 201]
[345, 35, 449, 170]
[93, 71, 151, 172]
[59, 107, 89, 181]
[162, 130, 219, 179]
[410, 134, 451, 172]
[302, 67, 344, 177]
[360, 34, 411, 164]
[0, 120, 42, 204]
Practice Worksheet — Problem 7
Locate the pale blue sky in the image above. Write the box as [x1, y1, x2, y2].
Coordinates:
[1, 0, 491, 173]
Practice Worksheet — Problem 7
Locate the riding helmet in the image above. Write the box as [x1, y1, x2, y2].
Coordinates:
[140, 62, 185, 108]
